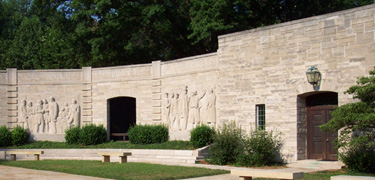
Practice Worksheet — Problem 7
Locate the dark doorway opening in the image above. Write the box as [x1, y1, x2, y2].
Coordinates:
[306, 92, 338, 160]
[108, 97, 136, 141]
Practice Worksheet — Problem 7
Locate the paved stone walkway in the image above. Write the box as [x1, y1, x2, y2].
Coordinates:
[0, 160, 343, 180]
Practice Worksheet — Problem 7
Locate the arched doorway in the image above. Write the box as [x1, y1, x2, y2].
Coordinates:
[306, 92, 338, 160]
[108, 97, 136, 141]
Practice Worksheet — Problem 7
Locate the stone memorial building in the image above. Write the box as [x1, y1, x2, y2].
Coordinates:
[0, 5, 375, 161]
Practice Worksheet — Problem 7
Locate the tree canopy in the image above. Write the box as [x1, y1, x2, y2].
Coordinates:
[320, 68, 375, 173]
[0, 0, 373, 69]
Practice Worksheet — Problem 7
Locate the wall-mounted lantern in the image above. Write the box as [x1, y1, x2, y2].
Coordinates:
[306, 66, 321, 91]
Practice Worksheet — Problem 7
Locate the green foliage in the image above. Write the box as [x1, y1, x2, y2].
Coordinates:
[64, 126, 81, 144]
[79, 124, 107, 145]
[65, 124, 107, 145]
[11, 126, 29, 146]
[209, 122, 284, 166]
[321, 68, 375, 173]
[340, 133, 375, 173]
[190, 125, 215, 148]
[127, 124, 169, 144]
[0, 125, 12, 147]
[2, 140, 194, 150]
[236, 130, 284, 167]
[209, 122, 243, 165]
[0, 0, 373, 69]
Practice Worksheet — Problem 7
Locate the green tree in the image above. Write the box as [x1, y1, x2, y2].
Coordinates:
[1, 0, 374, 69]
[320, 68, 375, 173]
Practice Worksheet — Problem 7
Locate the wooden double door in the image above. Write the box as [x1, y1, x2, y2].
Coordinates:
[307, 105, 337, 160]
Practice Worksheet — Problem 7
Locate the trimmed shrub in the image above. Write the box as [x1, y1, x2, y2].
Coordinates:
[236, 129, 284, 167]
[209, 122, 243, 165]
[0, 125, 12, 147]
[65, 126, 81, 144]
[190, 125, 215, 148]
[11, 126, 29, 146]
[79, 124, 107, 145]
[128, 124, 169, 144]
[340, 133, 375, 173]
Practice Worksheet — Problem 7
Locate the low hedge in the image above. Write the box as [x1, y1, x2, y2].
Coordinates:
[128, 124, 169, 144]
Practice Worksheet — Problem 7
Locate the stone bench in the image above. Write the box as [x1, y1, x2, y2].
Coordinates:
[231, 169, 303, 180]
[111, 133, 128, 141]
[6, 151, 44, 161]
[331, 175, 375, 180]
[98, 152, 132, 163]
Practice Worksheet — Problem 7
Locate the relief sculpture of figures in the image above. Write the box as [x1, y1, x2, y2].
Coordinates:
[179, 86, 189, 131]
[172, 93, 180, 131]
[187, 90, 206, 131]
[206, 88, 217, 128]
[68, 99, 80, 128]
[162, 93, 170, 126]
[27, 102, 34, 133]
[43, 99, 50, 133]
[169, 93, 177, 130]
[19, 100, 29, 130]
[49, 97, 59, 134]
[34, 100, 45, 133]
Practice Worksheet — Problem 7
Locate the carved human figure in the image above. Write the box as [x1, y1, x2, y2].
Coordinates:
[27, 102, 34, 132]
[68, 99, 80, 128]
[43, 99, 50, 133]
[206, 89, 217, 128]
[34, 100, 45, 133]
[59, 107, 69, 131]
[172, 93, 180, 131]
[19, 100, 28, 129]
[162, 93, 171, 126]
[179, 86, 189, 131]
[187, 90, 206, 130]
[49, 97, 59, 134]
[169, 93, 176, 130]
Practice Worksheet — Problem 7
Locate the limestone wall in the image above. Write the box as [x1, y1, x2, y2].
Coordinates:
[91, 64, 153, 127]
[160, 53, 219, 140]
[0, 4, 374, 162]
[0, 71, 7, 126]
[217, 4, 375, 161]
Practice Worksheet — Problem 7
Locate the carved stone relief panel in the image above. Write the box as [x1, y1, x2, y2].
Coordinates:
[19, 97, 80, 135]
[163, 86, 217, 132]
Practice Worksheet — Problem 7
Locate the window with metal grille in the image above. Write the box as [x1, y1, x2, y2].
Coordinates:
[256, 104, 265, 130]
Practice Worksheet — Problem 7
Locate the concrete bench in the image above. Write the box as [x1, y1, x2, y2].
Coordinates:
[231, 169, 303, 180]
[6, 151, 44, 161]
[98, 152, 131, 163]
[331, 175, 375, 180]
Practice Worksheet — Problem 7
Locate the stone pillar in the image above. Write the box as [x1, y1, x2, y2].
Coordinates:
[6, 68, 18, 128]
[82, 67, 92, 125]
[152, 61, 162, 122]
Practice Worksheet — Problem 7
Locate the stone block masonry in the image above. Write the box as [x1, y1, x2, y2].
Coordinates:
[1, 4, 375, 162]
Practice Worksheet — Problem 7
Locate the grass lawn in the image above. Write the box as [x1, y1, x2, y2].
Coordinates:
[254, 169, 375, 180]
[0, 160, 228, 180]
[1, 140, 194, 150]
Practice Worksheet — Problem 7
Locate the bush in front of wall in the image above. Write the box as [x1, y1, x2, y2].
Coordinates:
[128, 124, 169, 144]
[236, 129, 284, 167]
[209, 122, 243, 165]
[190, 125, 215, 148]
[65, 126, 81, 144]
[11, 126, 29, 146]
[79, 124, 107, 145]
[0, 125, 12, 147]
